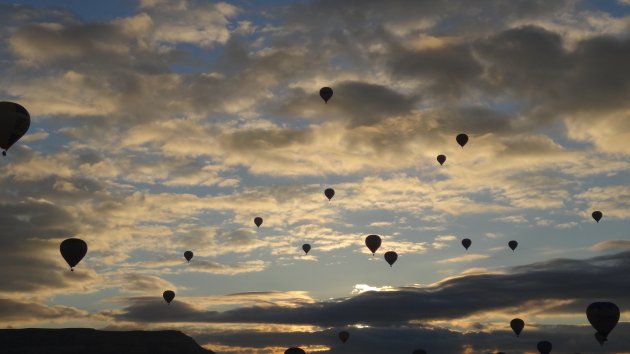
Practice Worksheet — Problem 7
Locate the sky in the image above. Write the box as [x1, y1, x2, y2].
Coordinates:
[0, 0, 629, 353]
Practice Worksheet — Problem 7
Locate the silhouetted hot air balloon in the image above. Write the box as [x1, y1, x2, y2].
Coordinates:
[412, 350, 427, 354]
[339, 330, 349, 343]
[510, 318, 525, 337]
[592, 211, 603, 223]
[587, 302, 620, 344]
[437, 154, 446, 166]
[184, 250, 193, 262]
[60, 238, 88, 271]
[163, 290, 175, 304]
[0, 102, 30, 156]
[254, 217, 263, 228]
[537, 340, 552, 354]
[384, 251, 398, 267]
[456, 133, 468, 148]
[325, 188, 335, 201]
[365, 235, 382, 255]
[508, 240, 518, 252]
[320, 87, 333, 103]
[302, 244, 311, 255]
[461, 238, 471, 250]
[285, 348, 306, 354]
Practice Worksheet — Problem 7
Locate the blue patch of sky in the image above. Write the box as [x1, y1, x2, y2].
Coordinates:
[585, 0, 630, 17]
[10, 0, 139, 21]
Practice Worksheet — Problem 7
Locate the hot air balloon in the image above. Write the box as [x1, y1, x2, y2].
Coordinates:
[302, 244, 311, 255]
[412, 350, 427, 354]
[184, 251, 193, 262]
[0, 102, 30, 156]
[60, 238, 88, 271]
[384, 251, 398, 267]
[254, 217, 263, 228]
[163, 290, 175, 304]
[508, 240, 518, 252]
[510, 318, 525, 337]
[537, 340, 552, 354]
[285, 348, 306, 354]
[339, 331, 349, 343]
[461, 238, 471, 250]
[456, 133, 468, 148]
[365, 235, 382, 255]
[587, 302, 620, 343]
[325, 188, 335, 201]
[320, 87, 333, 103]
[437, 154, 446, 166]
[592, 211, 603, 223]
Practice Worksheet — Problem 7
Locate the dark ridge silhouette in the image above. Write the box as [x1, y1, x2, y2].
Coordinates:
[0, 328, 215, 354]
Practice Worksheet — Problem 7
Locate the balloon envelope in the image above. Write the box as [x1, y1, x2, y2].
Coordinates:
[508, 240, 518, 252]
[285, 348, 306, 354]
[437, 154, 446, 165]
[592, 211, 603, 223]
[510, 318, 525, 337]
[302, 243, 311, 255]
[163, 290, 175, 304]
[587, 302, 620, 339]
[0, 101, 30, 154]
[537, 340, 552, 354]
[325, 188, 335, 201]
[456, 133, 468, 147]
[412, 350, 427, 354]
[461, 238, 471, 250]
[60, 238, 88, 271]
[254, 217, 263, 228]
[184, 250, 193, 262]
[320, 87, 333, 103]
[365, 235, 382, 255]
[339, 331, 349, 343]
[384, 251, 398, 267]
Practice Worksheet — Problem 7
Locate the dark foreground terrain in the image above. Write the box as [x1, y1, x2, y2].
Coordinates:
[0, 328, 215, 354]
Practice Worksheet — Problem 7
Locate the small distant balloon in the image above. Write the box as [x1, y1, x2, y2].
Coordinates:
[592, 211, 603, 223]
[587, 302, 620, 343]
[339, 331, 349, 343]
[384, 251, 398, 267]
[285, 348, 306, 354]
[60, 238, 88, 271]
[163, 290, 175, 304]
[537, 340, 552, 354]
[254, 217, 263, 228]
[302, 243, 311, 255]
[461, 238, 471, 250]
[184, 250, 193, 262]
[437, 154, 446, 166]
[510, 318, 525, 337]
[456, 133, 468, 148]
[508, 240, 518, 252]
[0, 101, 31, 156]
[325, 188, 335, 201]
[365, 235, 382, 255]
[320, 87, 333, 103]
[412, 350, 427, 354]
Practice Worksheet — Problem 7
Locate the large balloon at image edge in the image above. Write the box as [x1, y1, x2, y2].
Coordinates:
[508, 240, 518, 252]
[592, 211, 603, 223]
[384, 251, 398, 267]
[302, 243, 311, 255]
[456, 133, 468, 148]
[320, 87, 333, 103]
[412, 350, 427, 354]
[338, 330, 349, 343]
[59, 238, 88, 271]
[537, 340, 552, 354]
[437, 154, 446, 165]
[586, 302, 620, 341]
[510, 318, 525, 337]
[184, 250, 193, 262]
[254, 217, 263, 228]
[324, 188, 335, 201]
[365, 235, 382, 255]
[0, 101, 31, 155]
[285, 348, 306, 354]
[163, 290, 175, 304]
[461, 238, 471, 250]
